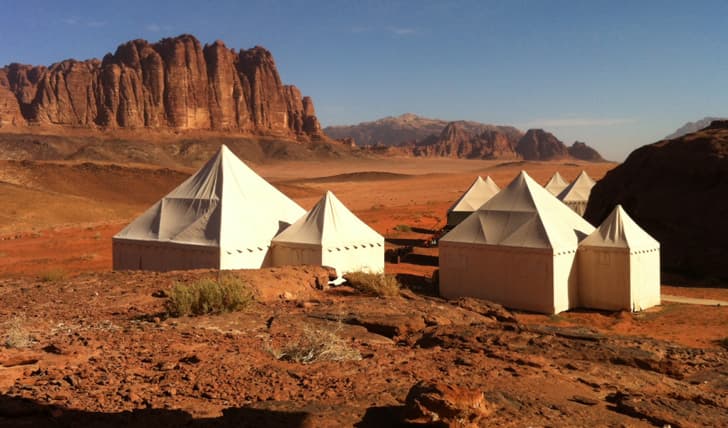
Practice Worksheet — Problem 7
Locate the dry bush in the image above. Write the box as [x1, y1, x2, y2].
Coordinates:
[394, 224, 412, 232]
[270, 322, 361, 364]
[720, 337, 728, 350]
[165, 274, 253, 317]
[4, 317, 32, 349]
[345, 271, 401, 297]
[39, 269, 65, 282]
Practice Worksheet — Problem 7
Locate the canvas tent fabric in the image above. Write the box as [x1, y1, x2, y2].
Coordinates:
[544, 172, 570, 196]
[271, 191, 384, 276]
[439, 170, 595, 314]
[557, 170, 597, 216]
[578, 205, 661, 311]
[446, 176, 500, 227]
[113, 145, 305, 271]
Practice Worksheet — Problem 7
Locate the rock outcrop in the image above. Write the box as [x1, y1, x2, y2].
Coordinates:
[411, 122, 522, 159]
[585, 120, 728, 279]
[0, 35, 321, 139]
[568, 141, 605, 161]
[515, 129, 570, 160]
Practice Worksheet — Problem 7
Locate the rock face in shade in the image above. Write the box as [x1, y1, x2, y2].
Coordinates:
[0, 34, 322, 139]
[568, 141, 605, 161]
[585, 120, 728, 279]
[515, 129, 570, 160]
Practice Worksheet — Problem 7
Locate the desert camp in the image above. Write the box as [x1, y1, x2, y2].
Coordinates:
[271, 190, 384, 277]
[544, 171, 570, 195]
[557, 170, 597, 215]
[112, 145, 305, 271]
[438, 171, 596, 314]
[445, 176, 500, 227]
[3, 7, 728, 425]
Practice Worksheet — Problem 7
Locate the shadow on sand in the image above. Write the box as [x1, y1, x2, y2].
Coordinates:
[0, 395, 418, 428]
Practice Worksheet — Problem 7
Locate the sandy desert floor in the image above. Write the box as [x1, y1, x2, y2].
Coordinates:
[0, 155, 726, 426]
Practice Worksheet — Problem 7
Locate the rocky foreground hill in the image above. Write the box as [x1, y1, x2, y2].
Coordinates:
[586, 120, 728, 280]
[326, 114, 605, 161]
[0, 35, 322, 140]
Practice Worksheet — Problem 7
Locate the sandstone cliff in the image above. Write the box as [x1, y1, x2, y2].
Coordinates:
[0, 35, 321, 139]
[585, 120, 728, 279]
[568, 141, 604, 161]
[410, 122, 522, 159]
[515, 129, 570, 160]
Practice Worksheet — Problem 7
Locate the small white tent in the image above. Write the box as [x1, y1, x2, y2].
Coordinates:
[557, 170, 597, 216]
[446, 176, 500, 227]
[439, 171, 595, 314]
[544, 172, 570, 196]
[113, 145, 305, 271]
[578, 205, 661, 311]
[271, 191, 384, 277]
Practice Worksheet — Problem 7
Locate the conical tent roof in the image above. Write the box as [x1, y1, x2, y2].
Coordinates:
[557, 170, 596, 202]
[580, 205, 659, 252]
[114, 145, 305, 251]
[441, 171, 595, 252]
[544, 172, 570, 196]
[272, 191, 383, 249]
[448, 176, 501, 213]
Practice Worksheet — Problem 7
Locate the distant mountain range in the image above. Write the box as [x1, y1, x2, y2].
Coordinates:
[324, 113, 604, 161]
[665, 117, 727, 139]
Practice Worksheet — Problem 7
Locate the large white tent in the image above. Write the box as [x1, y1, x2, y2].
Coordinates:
[544, 172, 570, 196]
[446, 176, 500, 227]
[113, 145, 305, 271]
[578, 205, 661, 311]
[439, 171, 595, 314]
[271, 191, 384, 277]
[557, 170, 597, 216]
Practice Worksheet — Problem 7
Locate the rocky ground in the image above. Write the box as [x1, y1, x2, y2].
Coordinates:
[1, 266, 726, 427]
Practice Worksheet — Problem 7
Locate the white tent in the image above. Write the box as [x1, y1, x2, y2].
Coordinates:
[578, 205, 661, 311]
[113, 145, 305, 271]
[557, 170, 597, 216]
[439, 171, 595, 314]
[544, 172, 570, 196]
[271, 191, 384, 277]
[446, 176, 500, 227]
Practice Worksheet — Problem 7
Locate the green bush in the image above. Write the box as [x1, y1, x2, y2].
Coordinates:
[345, 271, 401, 297]
[165, 274, 253, 317]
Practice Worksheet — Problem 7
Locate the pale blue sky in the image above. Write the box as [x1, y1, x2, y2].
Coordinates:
[1, 0, 726, 160]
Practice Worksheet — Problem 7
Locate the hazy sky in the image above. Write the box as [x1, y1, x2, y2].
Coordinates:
[1, 0, 727, 160]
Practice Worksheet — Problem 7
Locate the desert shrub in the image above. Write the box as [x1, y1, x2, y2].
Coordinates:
[4, 317, 32, 349]
[394, 224, 412, 232]
[165, 274, 253, 317]
[345, 271, 401, 297]
[270, 322, 361, 364]
[39, 269, 65, 282]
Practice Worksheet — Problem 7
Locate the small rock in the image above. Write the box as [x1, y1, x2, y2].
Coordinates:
[179, 355, 201, 364]
[42, 344, 63, 354]
[571, 395, 599, 406]
[403, 381, 494, 426]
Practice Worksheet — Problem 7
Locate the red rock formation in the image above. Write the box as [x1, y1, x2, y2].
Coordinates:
[585, 120, 728, 279]
[515, 129, 570, 160]
[568, 141, 605, 161]
[411, 122, 522, 159]
[0, 35, 322, 139]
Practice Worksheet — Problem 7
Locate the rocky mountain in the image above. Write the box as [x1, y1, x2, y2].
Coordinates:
[0, 34, 322, 140]
[330, 113, 604, 161]
[585, 119, 728, 279]
[410, 122, 522, 159]
[324, 113, 511, 147]
[665, 117, 727, 140]
[403, 123, 602, 161]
